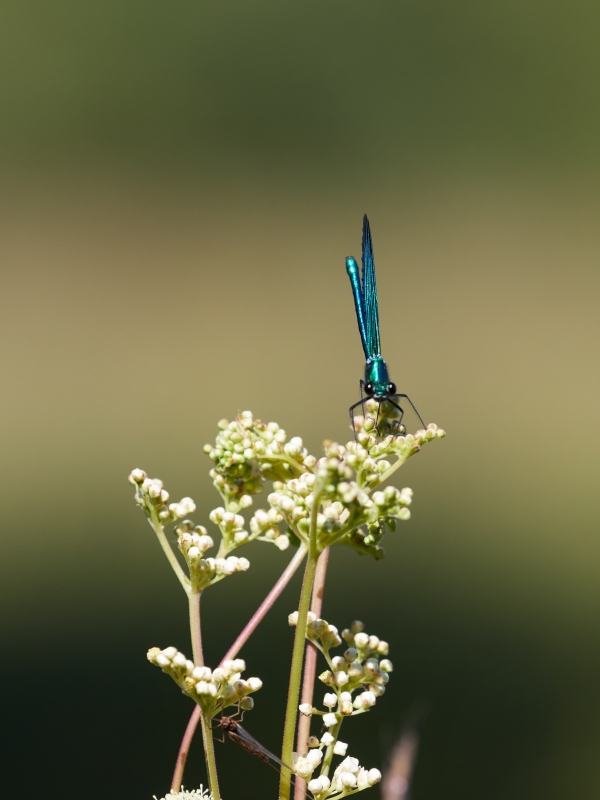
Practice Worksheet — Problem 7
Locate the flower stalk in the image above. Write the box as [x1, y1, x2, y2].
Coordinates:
[279, 551, 319, 800]
[294, 548, 330, 800]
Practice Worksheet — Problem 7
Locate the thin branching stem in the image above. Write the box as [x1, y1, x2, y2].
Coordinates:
[147, 512, 189, 593]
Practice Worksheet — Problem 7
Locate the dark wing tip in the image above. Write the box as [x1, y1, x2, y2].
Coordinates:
[362, 214, 373, 263]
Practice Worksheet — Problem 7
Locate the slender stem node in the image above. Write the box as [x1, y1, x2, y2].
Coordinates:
[189, 591, 204, 666]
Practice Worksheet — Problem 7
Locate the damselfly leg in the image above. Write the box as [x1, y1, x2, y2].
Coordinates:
[392, 393, 425, 431]
[385, 398, 405, 437]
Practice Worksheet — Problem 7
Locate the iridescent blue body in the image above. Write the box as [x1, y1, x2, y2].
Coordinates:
[346, 215, 424, 433]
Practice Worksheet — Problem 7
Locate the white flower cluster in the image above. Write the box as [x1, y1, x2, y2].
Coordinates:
[293, 618, 391, 711]
[203, 411, 316, 510]
[175, 520, 249, 591]
[268, 450, 414, 559]
[293, 750, 382, 798]
[289, 612, 342, 649]
[208, 506, 251, 553]
[249, 507, 290, 551]
[290, 618, 391, 796]
[323, 758, 382, 796]
[199, 411, 444, 561]
[154, 788, 212, 800]
[207, 503, 290, 555]
[147, 648, 263, 718]
[129, 469, 196, 524]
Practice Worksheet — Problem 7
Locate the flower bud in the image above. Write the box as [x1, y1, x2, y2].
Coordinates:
[294, 759, 314, 779]
[340, 772, 357, 789]
[334, 671, 349, 686]
[333, 740, 348, 756]
[358, 690, 376, 708]
[368, 768, 382, 785]
[319, 670, 334, 686]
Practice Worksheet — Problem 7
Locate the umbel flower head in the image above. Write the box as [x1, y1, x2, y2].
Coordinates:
[292, 618, 392, 715]
[203, 410, 316, 511]
[154, 789, 212, 800]
[147, 647, 263, 719]
[204, 410, 445, 561]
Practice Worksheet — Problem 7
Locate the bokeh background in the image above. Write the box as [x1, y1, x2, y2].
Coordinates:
[1, 2, 599, 798]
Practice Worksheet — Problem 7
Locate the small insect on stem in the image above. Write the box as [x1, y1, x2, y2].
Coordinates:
[215, 716, 293, 774]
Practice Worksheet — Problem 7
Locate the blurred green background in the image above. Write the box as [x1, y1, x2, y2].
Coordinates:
[1, 1, 599, 798]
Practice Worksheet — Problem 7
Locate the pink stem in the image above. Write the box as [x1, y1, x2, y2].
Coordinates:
[171, 545, 307, 792]
[294, 547, 330, 800]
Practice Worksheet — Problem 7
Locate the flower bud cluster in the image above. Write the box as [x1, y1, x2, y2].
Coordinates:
[345, 422, 445, 491]
[129, 469, 196, 525]
[208, 506, 251, 554]
[154, 788, 212, 800]
[267, 457, 408, 559]
[294, 617, 392, 715]
[249, 507, 289, 551]
[203, 411, 315, 510]
[147, 647, 263, 718]
[293, 748, 324, 780]
[175, 521, 249, 590]
[295, 750, 382, 797]
[289, 611, 342, 649]
[328, 758, 382, 795]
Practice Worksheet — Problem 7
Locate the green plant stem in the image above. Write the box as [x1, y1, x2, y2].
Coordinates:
[147, 512, 190, 593]
[200, 711, 221, 800]
[320, 717, 343, 778]
[294, 547, 330, 800]
[188, 589, 221, 799]
[189, 590, 203, 665]
[368, 452, 410, 491]
[279, 552, 318, 800]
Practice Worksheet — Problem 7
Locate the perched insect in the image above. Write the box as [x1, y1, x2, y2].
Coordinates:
[346, 214, 425, 435]
[215, 715, 292, 774]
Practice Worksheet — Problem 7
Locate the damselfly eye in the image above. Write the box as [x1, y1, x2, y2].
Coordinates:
[365, 383, 374, 397]
[388, 382, 396, 395]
